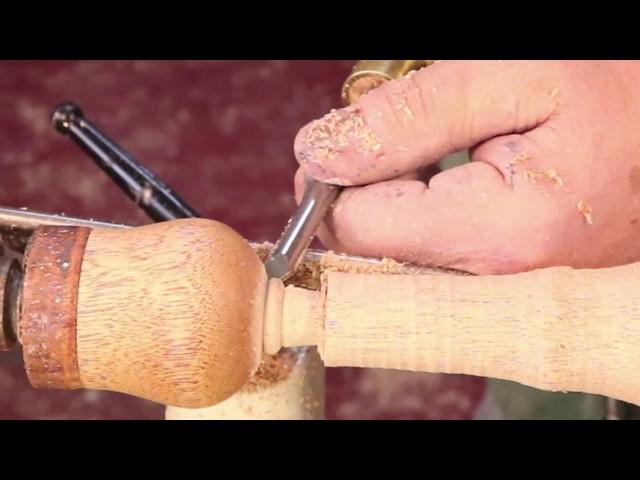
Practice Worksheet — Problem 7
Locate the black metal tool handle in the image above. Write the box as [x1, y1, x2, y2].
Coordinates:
[51, 102, 200, 222]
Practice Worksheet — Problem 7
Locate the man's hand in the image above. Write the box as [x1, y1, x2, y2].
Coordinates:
[293, 60, 640, 274]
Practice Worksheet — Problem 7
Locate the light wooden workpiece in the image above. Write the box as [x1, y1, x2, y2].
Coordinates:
[265, 267, 640, 406]
[16, 218, 640, 408]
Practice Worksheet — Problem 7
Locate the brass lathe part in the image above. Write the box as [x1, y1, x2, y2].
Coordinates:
[341, 60, 437, 105]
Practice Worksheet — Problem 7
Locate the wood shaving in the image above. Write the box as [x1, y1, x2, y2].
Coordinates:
[522, 168, 564, 188]
[577, 200, 593, 225]
[244, 349, 299, 391]
[509, 153, 531, 166]
[543, 169, 564, 188]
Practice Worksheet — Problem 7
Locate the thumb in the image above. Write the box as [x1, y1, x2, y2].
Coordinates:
[294, 60, 560, 186]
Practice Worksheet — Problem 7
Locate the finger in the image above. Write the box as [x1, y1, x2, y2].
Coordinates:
[318, 159, 581, 275]
[294, 60, 561, 186]
[293, 165, 442, 251]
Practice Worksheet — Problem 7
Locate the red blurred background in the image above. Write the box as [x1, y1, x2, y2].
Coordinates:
[0, 60, 485, 419]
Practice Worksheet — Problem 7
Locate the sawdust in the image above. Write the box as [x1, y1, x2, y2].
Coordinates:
[577, 200, 593, 225]
[523, 169, 565, 188]
[542, 169, 564, 187]
[244, 349, 299, 391]
[507, 153, 565, 189]
[506, 152, 596, 225]
[257, 242, 467, 293]
[391, 92, 415, 120]
[304, 106, 383, 163]
[282, 253, 406, 291]
[509, 153, 531, 166]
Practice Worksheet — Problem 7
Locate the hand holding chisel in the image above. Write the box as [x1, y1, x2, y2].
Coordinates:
[265, 61, 430, 280]
[291, 61, 640, 277]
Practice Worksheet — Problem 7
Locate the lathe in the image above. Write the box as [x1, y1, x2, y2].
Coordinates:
[0, 60, 634, 419]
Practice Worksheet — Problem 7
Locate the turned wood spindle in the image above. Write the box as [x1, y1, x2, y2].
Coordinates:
[15, 218, 640, 408]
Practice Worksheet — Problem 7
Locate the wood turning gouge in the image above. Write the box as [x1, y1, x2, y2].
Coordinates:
[264, 60, 433, 281]
[51, 102, 200, 222]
